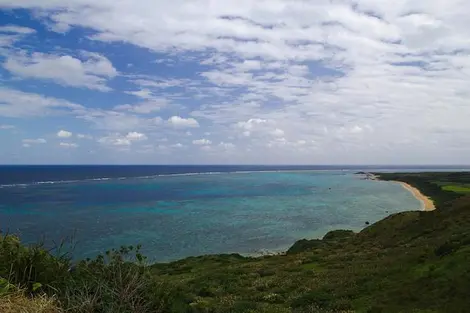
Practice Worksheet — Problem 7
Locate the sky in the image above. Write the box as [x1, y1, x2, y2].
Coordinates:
[0, 0, 469, 165]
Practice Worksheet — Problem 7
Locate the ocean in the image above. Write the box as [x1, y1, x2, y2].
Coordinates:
[0, 165, 458, 262]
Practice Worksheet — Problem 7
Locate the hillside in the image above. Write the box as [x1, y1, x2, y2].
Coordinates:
[2, 172, 470, 312]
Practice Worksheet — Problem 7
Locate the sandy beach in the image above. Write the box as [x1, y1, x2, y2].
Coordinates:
[396, 181, 436, 211]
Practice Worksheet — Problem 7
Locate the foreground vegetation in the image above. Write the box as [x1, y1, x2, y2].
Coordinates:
[2, 172, 470, 312]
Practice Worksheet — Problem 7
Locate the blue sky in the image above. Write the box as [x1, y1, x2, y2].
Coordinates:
[1, 1, 469, 164]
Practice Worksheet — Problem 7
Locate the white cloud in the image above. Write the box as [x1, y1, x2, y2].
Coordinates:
[0, 124, 15, 129]
[192, 138, 212, 145]
[98, 136, 131, 146]
[171, 143, 184, 148]
[125, 89, 153, 100]
[168, 116, 199, 128]
[3, 51, 117, 91]
[114, 100, 167, 114]
[57, 129, 72, 138]
[3, 1, 470, 163]
[77, 110, 139, 131]
[115, 88, 170, 114]
[98, 131, 147, 146]
[76, 108, 164, 132]
[0, 25, 36, 34]
[59, 142, 79, 148]
[130, 77, 188, 89]
[219, 142, 235, 149]
[112, 138, 130, 146]
[0, 25, 36, 47]
[270, 128, 285, 137]
[350, 126, 364, 134]
[235, 118, 285, 139]
[77, 133, 93, 139]
[22, 138, 46, 144]
[0, 87, 83, 118]
[126, 131, 147, 141]
[237, 119, 268, 131]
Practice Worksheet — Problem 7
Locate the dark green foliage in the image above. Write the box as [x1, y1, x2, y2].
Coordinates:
[2, 171, 470, 313]
[434, 241, 459, 257]
[62, 246, 170, 313]
[323, 230, 355, 241]
[286, 239, 324, 254]
[374, 172, 469, 208]
[291, 290, 335, 309]
[0, 238, 178, 312]
[0, 234, 71, 294]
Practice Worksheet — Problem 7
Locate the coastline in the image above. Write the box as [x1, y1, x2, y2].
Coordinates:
[360, 172, 436, 211]
[395, 181, 436, 211]
[209, 177, 438, 260]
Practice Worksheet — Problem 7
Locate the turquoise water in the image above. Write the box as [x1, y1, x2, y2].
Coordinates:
[0, 170, 420, 262]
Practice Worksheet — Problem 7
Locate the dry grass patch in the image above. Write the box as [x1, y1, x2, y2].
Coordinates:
[0, 291, 61, 313]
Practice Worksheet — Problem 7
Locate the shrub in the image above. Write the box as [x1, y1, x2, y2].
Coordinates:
[323, 230, 355, 241]
[287, 239, 323, 254]
[0, 236, 183, 313]
[0, 235, 71, 294]
[62, 245, 178, 313]
[434, 241, 458, 257]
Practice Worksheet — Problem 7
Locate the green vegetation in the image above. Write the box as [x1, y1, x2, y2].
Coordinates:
[441, 185, 470, 193]
[0, 238, 180, 312]
[374, 171, 470, 207]
[2, 172, 470, 312]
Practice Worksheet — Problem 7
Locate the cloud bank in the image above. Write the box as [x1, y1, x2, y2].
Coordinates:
[0, 0, 469, 164]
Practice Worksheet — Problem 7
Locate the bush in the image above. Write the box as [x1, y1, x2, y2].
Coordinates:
[0, 235, 71, 294]
[434, 240, 465, 257]
[287, 239, 323, 254]
[323, 230, 355, 241]
[62, 245, 179, 313]
[0, 236, 183, 313]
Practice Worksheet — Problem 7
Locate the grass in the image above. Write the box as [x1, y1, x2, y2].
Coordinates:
[0, 290, 60, 313]
[441, 185, 470, 193]
[0, 277, 60, 313]
[2, 171, 470, 312]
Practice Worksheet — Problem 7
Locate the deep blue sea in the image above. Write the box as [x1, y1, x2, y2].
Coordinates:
[0, 165, 466, 262]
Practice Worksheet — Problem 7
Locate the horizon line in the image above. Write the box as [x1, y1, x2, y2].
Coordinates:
[1, 164, 470, 167]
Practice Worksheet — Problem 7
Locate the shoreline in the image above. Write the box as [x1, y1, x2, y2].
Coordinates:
[395, 181, 436, 211]
[360, 172, 436, 211]
[182, 178, 438, 261]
